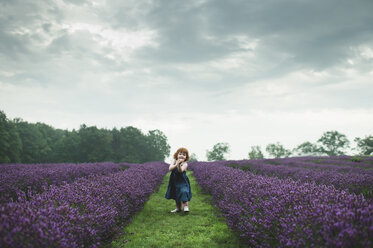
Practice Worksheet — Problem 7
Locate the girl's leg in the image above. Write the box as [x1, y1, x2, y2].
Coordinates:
[182, 201, 189, 212]
[176, 201, 182, 210]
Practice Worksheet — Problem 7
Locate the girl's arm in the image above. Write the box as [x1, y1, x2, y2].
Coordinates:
[178, 162, 188, 173]
[169, 159, 178, 171]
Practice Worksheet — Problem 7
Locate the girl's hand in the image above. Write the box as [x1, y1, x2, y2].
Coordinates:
[176, 159, 184, 172]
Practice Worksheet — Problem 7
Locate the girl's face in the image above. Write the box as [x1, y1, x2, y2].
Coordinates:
[178, 151, 187, 161]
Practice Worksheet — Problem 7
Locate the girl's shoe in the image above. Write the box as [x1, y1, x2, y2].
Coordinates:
[171, 208, 181, 213]
[183, 206, 189, 212]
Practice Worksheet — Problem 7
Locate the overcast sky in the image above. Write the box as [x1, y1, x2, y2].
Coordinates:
[1, 0, 373, 161]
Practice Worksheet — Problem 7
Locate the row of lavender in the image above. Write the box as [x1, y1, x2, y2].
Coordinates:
[190, 161, 373, 247]
[0, 162, 127, 203]
[266, 156, 373, 172]
[301, 156, 373, 168]
[0, 162, 168, 248]
[216, 156, 373, 198]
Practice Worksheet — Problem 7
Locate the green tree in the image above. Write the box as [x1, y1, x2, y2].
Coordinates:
[146, 129, 171, 161]
[13, 119, 50, 163]
[35, 123, 65, 162]
[0, 111, 11, 163]
[53, 129, 80, 162]
[115, 126, 148, 163]
[293, 141, 321, 156]
[78, 124, 113, 162]
[317, 130, 349, 156]
[189, 153, 198, 161]
[248, 146, 264, 159]
[0, 109, 171, 163]
[6, 120, 22, 163]
[265, 142, 292, 158]
[206, 142, 230, 161]
[111, 127, 121, 162]
[354, 135, 373, 155]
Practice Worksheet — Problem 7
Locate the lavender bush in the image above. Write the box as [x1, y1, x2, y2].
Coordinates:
[302, 155, 373, 166]
[190, 161, 373, 247]
[0, 162, 125, 203]
[218, 157, 373, 198]
[267, 156, 373, 171]
[0, 162, 168, 247]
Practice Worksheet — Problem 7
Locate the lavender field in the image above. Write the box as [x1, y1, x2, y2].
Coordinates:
[189, 156, 373, 247]
[0, 162, 168, 247]
[204, 156, 373, 198]
[1, 157, 372, 248]
[0, 162, 128, 203]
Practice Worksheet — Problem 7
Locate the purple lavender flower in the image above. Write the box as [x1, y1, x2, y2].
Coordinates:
[190, 161, 373, 247]
[0, 162, 168, 247]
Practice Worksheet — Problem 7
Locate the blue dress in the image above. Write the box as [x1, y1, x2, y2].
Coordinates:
[165, 164, 192, 202]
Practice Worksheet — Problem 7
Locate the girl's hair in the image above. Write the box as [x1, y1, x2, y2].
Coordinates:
[173, 147, 190, 161]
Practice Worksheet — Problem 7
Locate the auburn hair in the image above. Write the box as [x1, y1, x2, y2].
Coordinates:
[173, 147, 190, 161]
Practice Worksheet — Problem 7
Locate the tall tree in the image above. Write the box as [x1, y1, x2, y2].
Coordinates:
[189, 153, 198, 161]
[116, 126, 148, 163]
[111, 127, 121, 162]
[53, 130, 80, 162]
[35, 122, 65, 162]
[78, 124, 113, 162]
[354, 135, 373, 155]
[0, 111, 11, 163]
[6, 120, 22, 163]
[248, 146, 264, 159]
[146, 129, 171, 161]
[266, 142, 292, 158]
[293, 141, 321, 156]
[13, 119, 50, 163]
[0, 109, 171, 163]
[317, 130, 349, 156]
[206, 142, 230, 161]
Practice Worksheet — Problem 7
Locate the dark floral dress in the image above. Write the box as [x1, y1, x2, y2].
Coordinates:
[165, 162, 192, 202]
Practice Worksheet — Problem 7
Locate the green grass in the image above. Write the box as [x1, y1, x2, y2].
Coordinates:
[108, 170, 245, 248]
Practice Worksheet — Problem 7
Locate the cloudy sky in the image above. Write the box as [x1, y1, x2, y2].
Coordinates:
[1, 0, 373, 161]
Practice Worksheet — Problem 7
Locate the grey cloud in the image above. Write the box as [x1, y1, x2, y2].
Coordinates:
[63, 0, 87, 5]
[0, 0, 63, 60]
[1, 0, 372, 161]
[130, 0, 241, 63]
[125, 0, 373, 72]
[1, 0, 372, 111]
[3, 0, 372, 77]
[46, 34, 71, 54]
[0, 29, 29, 61]
[203, 0, 373, 69]
[42, 23, 52, 33]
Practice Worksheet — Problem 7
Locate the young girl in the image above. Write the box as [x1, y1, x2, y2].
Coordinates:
[165, 147, 192, 213]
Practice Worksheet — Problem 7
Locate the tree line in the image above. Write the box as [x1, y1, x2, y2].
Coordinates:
[0, 110, 170, 164]
[205, 131, 373, 161]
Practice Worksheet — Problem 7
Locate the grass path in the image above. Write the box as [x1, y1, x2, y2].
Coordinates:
[109, 170, 244, 248]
